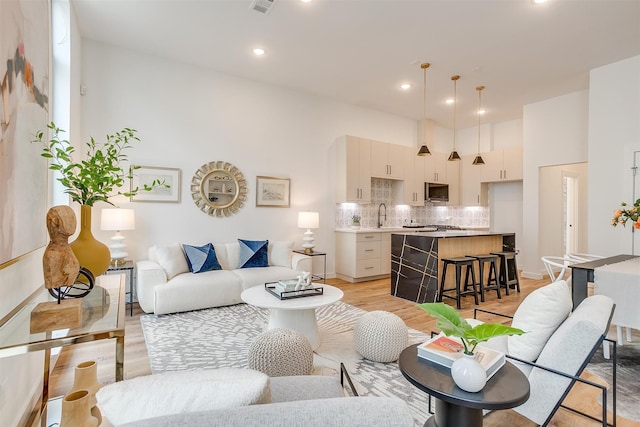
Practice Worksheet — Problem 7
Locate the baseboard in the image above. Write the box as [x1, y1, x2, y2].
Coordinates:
[521, 271, 544, 280]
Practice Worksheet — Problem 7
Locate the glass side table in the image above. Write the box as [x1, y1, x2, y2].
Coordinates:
[0, 274, 125, 427]
[106, 260, 135, 316]
[293, 250, 327, 283]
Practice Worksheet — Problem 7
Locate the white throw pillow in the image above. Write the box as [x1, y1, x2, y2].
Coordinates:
[96, 368, 271, 425]
[507, 280, 572, 361]
[154, 242, 189, 280]
[269, 241, 293, 267]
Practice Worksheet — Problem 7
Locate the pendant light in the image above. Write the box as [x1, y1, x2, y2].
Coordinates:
[417, 63, 432, 156]
[472, 85, 486, 165]
[447, 75, 461, 161]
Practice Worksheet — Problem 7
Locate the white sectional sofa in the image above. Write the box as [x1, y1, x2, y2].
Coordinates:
[136, 241, 311, 315]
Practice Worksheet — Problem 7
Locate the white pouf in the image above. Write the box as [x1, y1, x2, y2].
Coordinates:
[248, 328, 314, 376]
[354, 311, 409, 362]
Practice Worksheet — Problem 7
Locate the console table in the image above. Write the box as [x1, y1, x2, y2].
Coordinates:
[399, 344, 529, 427]
[0, 274, 125, 427]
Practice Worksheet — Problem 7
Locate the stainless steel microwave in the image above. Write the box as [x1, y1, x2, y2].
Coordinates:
[425, 182, 449, 202]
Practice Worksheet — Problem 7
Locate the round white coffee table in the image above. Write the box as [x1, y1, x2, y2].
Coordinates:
[241, 284, 344, 350]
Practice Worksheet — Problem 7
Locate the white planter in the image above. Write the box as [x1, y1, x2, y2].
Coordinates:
[350, 224, 361, 229]
[451, 353, 487, 392]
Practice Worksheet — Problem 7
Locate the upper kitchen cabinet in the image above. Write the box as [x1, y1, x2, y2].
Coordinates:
[424, 151, 449, 183]
[335, 135, 372, 203]
[371, 140, 406, 180]
[400, 146, 426, 206]
[460, 155, 488, 206]
[446, 158, 460, 206]
[481, 146, 523, 182]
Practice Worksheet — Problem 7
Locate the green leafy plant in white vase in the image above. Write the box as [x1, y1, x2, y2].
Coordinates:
[350, 215, 361, 228]
[418, 302, 525, 392]
[417, 302, 524, 355]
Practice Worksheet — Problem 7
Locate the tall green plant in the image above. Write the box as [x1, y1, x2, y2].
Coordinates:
[33, 122, 166, 206]
[417, 302, 524, 355]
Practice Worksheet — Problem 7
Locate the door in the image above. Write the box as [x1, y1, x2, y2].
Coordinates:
[563, 173, 578, 256]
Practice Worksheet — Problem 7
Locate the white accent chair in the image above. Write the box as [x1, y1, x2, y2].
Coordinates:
[474, 281, 616, 426]
[540, 255, 573, 283]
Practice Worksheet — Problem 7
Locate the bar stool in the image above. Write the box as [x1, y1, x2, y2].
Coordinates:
[466, 254, 501, 302]
[491, 251, 521, 294]
[438, 257, 479, 309]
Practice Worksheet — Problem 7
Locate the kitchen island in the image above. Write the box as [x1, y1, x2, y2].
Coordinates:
[391, 231, 515, 303]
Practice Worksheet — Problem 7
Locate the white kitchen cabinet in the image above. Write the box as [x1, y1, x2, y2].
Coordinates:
[424, 151, 449, 183]
[446, 159, 460, 205]
[370, 140, 405, 180]
[401, 147, 426, 206]
[481, 146, 523, 182]
[335, 231, 391, 282]
[335, 135, 371, 203]
[460, 155, 488, 206]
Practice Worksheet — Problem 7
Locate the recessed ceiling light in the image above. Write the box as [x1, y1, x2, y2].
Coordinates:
[477, 109, 486, 115]
[400, 83, 411, 90]
[253, 48, 266, 56]
[532, 0, 548, 4]
[446, 98, 455, 105]
[301, 0, 312, 3]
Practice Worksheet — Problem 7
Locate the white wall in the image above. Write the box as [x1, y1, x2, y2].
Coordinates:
[521, 90, 589, 278]
[588, 55, 640, 255]
[538, 162, 589, 257]
[80, 40, 418, 277]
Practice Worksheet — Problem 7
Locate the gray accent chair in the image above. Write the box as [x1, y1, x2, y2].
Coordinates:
[476, 293, 616, 426]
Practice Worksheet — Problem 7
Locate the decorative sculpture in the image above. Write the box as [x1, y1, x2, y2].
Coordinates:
[295, 271, 313, 291]
[43, 206, 80, 292]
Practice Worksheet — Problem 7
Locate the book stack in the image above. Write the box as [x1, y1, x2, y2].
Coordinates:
[417, 334, 505, 379]
[274, 279, 299, 295]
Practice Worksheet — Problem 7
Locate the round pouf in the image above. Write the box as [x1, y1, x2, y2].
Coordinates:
[248, 328, 314, 377]
[354, 311, 409, 362]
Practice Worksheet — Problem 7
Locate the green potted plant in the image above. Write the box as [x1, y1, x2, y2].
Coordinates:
[417, 302, 524, 392]
[350, 215, 361, 229]
[33, 122, 166, 277]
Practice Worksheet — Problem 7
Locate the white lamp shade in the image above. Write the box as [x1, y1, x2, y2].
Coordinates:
[297, 211, 319, 229]
[101, 208, 135, 231]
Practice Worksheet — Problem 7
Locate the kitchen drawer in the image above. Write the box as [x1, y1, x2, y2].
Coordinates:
[357, 233, 381, 243]
[356, 241, 380, 259]
[356, 258, 381, 277]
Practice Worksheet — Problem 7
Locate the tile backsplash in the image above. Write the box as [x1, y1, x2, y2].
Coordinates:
[335, 178, 490, 229]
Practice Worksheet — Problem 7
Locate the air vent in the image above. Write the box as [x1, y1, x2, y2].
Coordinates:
[250, 0, 276, 14]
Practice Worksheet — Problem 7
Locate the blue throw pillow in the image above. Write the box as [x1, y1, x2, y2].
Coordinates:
[182, 243, 222, 273]
[238, 239, 269, 268]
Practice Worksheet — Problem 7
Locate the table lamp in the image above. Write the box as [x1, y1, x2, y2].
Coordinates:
[100, 208, 135, 265]
[298, 211, 319, 254]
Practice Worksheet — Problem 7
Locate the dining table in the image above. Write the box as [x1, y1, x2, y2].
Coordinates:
[568, 254, 639, 309]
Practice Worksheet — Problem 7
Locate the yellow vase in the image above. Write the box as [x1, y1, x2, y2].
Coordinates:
[70, 205, 110, 277]
[60, 390, 99, 427]
[70, 360, 103, 424]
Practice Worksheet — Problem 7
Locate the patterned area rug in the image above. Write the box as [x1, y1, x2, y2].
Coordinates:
[586, 328, 640, 422]
[140, 301, 431, 426]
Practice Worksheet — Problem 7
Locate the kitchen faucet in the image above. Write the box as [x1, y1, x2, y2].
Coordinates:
[377, 203, 387, 228]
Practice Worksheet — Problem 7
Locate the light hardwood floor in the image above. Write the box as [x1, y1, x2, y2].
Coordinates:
[50, 276, 638, 427]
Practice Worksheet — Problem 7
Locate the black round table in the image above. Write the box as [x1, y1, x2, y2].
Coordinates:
[399, 344, 530, 427]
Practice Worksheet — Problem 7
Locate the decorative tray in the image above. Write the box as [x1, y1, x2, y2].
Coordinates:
[264, 282, 324, 300]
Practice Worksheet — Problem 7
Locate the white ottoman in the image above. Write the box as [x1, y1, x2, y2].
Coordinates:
[248, 328, 314, 376]
[354, 311, 409, 362]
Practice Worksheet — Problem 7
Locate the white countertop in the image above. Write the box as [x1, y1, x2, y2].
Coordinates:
[335, 226, 491, 235]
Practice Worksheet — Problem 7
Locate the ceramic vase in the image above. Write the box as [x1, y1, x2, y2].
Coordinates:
[70, 360, 103, 424]
[60, 390, 99, 427]
[70, 205, 111, 277]
[451, 353, 487, 392]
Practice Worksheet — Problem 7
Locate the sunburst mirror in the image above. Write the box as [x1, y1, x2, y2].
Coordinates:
[190, 161, 247, 217]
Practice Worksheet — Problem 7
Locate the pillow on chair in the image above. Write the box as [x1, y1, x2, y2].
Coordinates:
[96, 368, 271, 425]
[507, 280, 572, 361]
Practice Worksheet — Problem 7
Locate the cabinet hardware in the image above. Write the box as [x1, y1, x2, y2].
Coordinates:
[364, 266, 374, 270]
[365, 249, 374, 252]
[364, 236, 374, 239]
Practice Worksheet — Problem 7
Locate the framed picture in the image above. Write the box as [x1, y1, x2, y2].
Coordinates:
[256, 176, 290, 208]
[130, 166, 181, 203]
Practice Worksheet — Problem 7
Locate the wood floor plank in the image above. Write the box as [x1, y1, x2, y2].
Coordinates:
[48, 276, 638, 426]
